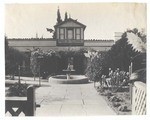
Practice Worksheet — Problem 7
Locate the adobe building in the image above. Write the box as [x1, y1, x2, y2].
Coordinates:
[7, 11, 114, 52]
[6, 9, 117, 75]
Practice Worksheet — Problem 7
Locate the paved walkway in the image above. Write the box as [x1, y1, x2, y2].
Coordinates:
[35, 83, 116, 116]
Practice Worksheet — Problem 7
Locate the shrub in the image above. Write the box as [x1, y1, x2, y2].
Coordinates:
[118, 105, 128, 112]
[85, 51, 107, 82]
[6, 82, 28, 97]
[112, 102, 121, 107]
[109, 95, 123, 102]
[97, 86, 105, 93]
[105, 90, 113, 97]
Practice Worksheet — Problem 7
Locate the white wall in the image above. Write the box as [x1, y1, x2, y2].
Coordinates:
[8, 39, 114, 52]
[8, 39, 56, 47]
[84, 40, 114, 47]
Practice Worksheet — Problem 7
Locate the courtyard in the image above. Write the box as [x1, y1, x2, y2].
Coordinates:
[35, 82, 116, 116]
[5, 77, 116, 116]
[5, 3, 146, 117]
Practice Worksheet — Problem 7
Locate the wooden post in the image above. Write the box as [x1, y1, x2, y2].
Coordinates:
[39, 65, 41, 86]
[129, 83, 133, 104]
[129, 66, 131, 76]
[18, 65, 21, 84]
[130, 62, 133, 74]
[129, 62, 133, 104]
[26, 86, 35, 116]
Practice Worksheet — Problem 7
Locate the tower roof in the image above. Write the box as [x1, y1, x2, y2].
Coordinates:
[54, 18, 86, 30]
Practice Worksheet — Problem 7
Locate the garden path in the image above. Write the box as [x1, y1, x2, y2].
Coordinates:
[35, 82, 116, 116]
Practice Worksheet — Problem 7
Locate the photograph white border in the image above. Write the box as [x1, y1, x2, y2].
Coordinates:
[0, 0, 149, 120]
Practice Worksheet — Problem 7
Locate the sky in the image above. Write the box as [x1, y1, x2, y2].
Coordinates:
[5, 3, 146, 39]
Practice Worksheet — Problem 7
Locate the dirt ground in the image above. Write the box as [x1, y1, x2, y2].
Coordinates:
[97, 86, 132, 115]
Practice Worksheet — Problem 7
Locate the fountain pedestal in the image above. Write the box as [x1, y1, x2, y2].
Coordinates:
[63, 69, 75, 80]
[67, 73, 70, 80]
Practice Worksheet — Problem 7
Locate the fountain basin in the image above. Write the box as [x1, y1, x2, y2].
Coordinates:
[49, 75, 89, 84]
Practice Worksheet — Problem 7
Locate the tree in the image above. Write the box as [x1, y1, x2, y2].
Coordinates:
[126, 28, 146, 53]
[5, 37, 26, 79]
[57, 7, 62, 24]
[52, 31, 56, 39]
[106, 34, 136, 71]
[30, 48, 43, 81]
[30, 48, 60, 80]
[106, 28, 146, 72]
[30, 52, 38, 81]
[85, 28, 146, 87]
[64, 12, 68, 21]
[85, 51, 107, 87]
[5, 36, 9, 54]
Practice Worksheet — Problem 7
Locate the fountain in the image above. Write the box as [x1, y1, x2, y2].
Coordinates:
[49, 62, 89, 84]
[62, 63, 75, 80]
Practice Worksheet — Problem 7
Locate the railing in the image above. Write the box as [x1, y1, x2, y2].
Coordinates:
[132, 81, 146, 115]
[57, 39, 84, 46]
[5, 85, 40, 116]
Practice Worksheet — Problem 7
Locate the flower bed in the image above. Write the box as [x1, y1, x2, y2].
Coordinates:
[96, 87, 131, 115]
